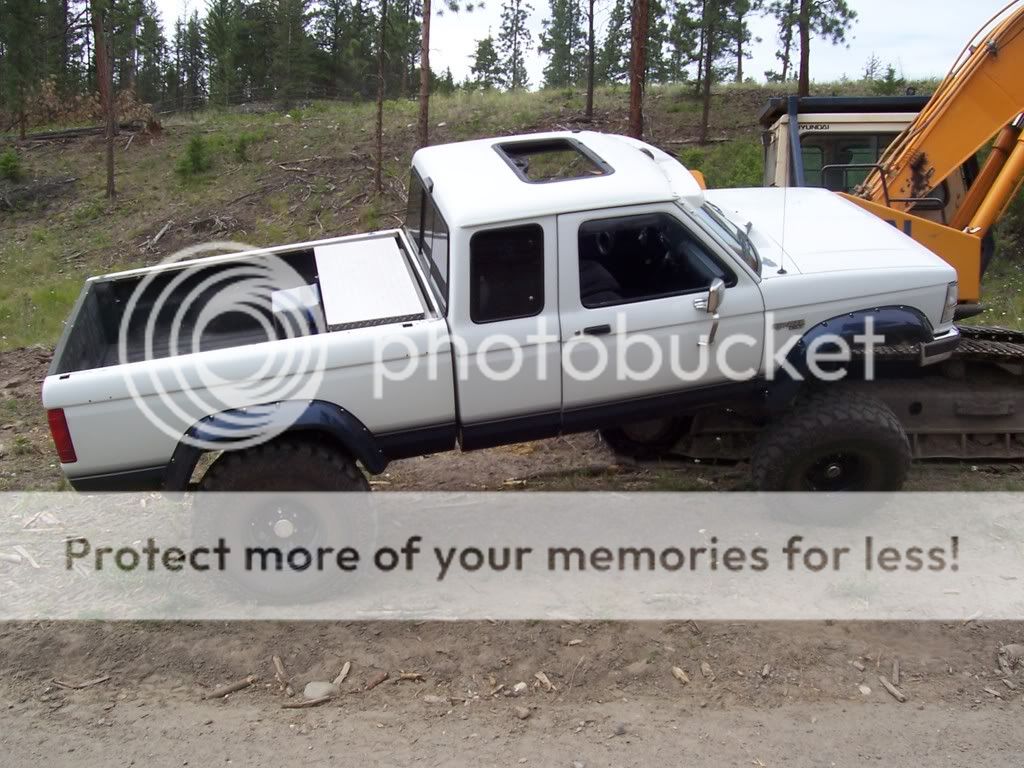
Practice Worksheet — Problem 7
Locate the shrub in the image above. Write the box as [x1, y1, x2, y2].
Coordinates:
[677, 140, 763, 189]
[0, 148, 23, 182]
[176, 135, 213, 177]
[233, 132, 258, 162]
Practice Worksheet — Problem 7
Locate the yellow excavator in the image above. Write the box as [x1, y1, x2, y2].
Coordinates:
[845, 0, 1024, 308]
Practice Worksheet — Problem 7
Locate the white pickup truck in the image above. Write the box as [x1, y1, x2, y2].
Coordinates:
[42, 131, 960, 492]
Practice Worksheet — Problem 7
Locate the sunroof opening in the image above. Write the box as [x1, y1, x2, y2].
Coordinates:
[495, 138, 613, 183]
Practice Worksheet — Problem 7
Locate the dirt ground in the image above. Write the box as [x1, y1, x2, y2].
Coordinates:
[4, 345, 1024, 765]
[1, 620, 1022, 766]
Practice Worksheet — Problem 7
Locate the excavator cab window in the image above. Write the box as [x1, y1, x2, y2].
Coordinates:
[799, 132, 900, 192]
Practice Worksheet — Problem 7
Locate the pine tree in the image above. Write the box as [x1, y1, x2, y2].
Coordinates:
[497, 0, 532, 89]
[539, 0, 586, 88]
[313, 0, 351, 96]
[694, 0, 736, 143]
[598, 0, 667, 85]
[797, 0, 856, 96]
[234, 0, 275, 99]
[730, 0, 761, 82]
[597, 0, 629, 83]
[764, 0, 795, 81]
[111, 0, 144, 91]
[469, 34, 501, 88]
[204, 0, 238, 105]
[0, 0, 45, 137]
[645, 0, 670, 84]
[765, 0, 854, 90]
[271, 0, 311, 107]
[667, 0, 700, 82]
[136, 0, 165, 103]
[181, 11, 206, 108]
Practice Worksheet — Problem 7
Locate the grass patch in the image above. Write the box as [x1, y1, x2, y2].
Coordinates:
[677, 139, 763, 188]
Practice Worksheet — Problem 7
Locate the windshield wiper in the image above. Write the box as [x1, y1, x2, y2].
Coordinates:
[705, 201, 760, 274]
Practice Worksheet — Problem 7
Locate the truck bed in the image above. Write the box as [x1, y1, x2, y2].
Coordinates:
[50, 232, 431, 376]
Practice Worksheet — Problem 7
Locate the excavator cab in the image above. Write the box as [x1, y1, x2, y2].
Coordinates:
[759, 96, 974, 238]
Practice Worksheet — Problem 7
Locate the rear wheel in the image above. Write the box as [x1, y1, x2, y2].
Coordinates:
[600, 417, 689, 459]
[751, 391, 911, 491]
[194, 437, 369, 602]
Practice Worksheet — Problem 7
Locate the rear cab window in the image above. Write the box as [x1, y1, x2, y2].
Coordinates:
[470, 225, 545, 323]
[405, 170, 450, 313]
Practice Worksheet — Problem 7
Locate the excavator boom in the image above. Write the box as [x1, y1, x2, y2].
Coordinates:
[862, 1, 1024, 214]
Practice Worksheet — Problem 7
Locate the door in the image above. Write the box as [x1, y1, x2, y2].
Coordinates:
[453, 217, 563, 448]
[557, 204, 765, 415]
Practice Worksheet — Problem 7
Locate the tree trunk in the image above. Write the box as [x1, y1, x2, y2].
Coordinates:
[698, 18, 715, 144]
[694, 0, 706, 98]
[628, 0, 648, 139]
[735, 8, 744, 83]
[19, 106, 26, 141]
[798, 0, 810, 96]
[375, 0, 388, 196]
[585, 0, 595, 119]
[417, 0, 431, 147]
[780, 28, 791, 80]
[91, 0, 115, 198]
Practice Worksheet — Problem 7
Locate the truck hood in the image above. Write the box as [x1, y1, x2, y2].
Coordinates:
[703, 187, 955, 279]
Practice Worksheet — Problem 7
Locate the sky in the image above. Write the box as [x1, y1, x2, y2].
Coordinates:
[155, 0, 1015, 88]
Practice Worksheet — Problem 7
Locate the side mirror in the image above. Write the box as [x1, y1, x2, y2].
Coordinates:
[706, 278, 725, 314]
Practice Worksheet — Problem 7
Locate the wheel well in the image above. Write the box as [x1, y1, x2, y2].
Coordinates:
[170, 427, 373, 491]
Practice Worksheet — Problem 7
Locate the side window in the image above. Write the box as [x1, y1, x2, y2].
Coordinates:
[470, 225, 545, 323]
[405, 172, 425, 249]
[406, 169, 450, 313]
[423, 204, 449, 291]
[578, 213, 733, 309]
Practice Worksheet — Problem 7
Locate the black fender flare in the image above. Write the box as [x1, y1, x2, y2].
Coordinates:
[766, 305, 933, 410]
[162, 400, 387, 490]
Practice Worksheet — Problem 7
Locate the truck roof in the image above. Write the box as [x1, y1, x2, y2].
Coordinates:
[758, 95, 931, 128]
[412, 131, 705, 229]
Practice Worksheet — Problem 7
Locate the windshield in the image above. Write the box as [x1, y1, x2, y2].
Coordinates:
[690, 202, 760, 276]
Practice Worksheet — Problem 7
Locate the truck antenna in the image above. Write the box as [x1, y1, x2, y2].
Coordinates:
[777, 184, 788, 275]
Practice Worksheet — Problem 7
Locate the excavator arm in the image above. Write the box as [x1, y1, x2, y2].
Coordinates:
[848, 1, 1024, 303]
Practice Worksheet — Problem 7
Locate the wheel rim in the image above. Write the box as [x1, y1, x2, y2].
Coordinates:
[244, 496, 323, 550]
[802, 452, 868, 491]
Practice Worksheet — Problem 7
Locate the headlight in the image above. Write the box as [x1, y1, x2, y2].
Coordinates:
[941, 281, 958, 325]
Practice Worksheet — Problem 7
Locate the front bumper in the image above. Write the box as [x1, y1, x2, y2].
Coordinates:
[920, 326, 960, 366]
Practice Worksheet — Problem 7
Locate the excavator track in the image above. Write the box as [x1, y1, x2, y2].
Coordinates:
[672, 324, 1024, 463]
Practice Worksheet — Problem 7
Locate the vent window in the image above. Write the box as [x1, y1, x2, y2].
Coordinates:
[495, 138, 612, 183]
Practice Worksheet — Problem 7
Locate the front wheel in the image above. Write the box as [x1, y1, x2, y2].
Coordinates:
[600, 417, 689, 459]
[751, 391, 911, 491]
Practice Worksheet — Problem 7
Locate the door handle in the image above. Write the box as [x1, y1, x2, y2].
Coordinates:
[582, 324, 612, 336]
[693, 296, 709, 311]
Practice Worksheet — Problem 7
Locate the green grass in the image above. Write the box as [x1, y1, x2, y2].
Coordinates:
[678, 139, 763, 188]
